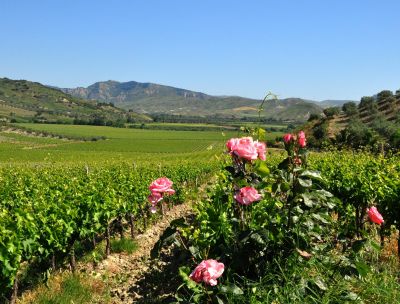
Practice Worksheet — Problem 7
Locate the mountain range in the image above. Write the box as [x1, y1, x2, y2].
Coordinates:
[0, 77, 357, 124]
[62, 80, 350, 122]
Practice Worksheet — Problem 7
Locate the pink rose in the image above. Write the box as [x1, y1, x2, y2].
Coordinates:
[283, 133, 293, 144]
[233, 138, 258, 161]
[226, 138, 239, 151]
[226, 137, 266, 161]
[254, 141, 266, 161]
[148, 191, 163, 205]
[367, 206, 384, 225]
[298, 131, 306, 148]
[189, 259, 225, 286]
[149, 177, 175, 195]
[234, 186, 262, 205]
[237, 137, 253, 145]
[234, 142, 258, 160]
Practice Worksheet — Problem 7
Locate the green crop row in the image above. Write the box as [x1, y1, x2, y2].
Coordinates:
[0, 161, 217, 300]
[309, 151, 400, 242]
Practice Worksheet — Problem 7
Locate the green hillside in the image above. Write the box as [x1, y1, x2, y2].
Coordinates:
[305, 89, 400, 149]
[0, 78, 151, 124]
[62, 80, 324, 122]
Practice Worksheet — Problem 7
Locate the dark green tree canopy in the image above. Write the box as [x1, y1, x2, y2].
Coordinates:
[377, 90, 393, 102]
[342, 102, 358, 116]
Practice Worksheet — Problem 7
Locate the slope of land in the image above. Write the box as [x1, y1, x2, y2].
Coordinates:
[0, 78, 150, 124]
[305, 90, 400, 148]
[62, 80, 324, 122]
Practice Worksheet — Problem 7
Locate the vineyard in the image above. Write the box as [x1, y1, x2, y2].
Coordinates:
[0, 161, 217, 301]
[0, 124, 243, 163]
[0, 126, 399, 303]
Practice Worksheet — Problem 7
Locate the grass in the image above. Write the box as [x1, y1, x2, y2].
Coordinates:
[30, 273, 108, 304]
[111, 238, 138, 254]
[35, 275, 92, 304]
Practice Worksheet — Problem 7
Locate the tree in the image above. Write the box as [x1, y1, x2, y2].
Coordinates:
[313, 122, 328, 140]
[342, 102, 358, 116]
[390, 129, 400, 149]
[323, 107, 340, 118]
[338, 119, 377, 148]
[376, 90, 393, 102]
[308, 113, 320, 121]
[359, 96, 375, 109]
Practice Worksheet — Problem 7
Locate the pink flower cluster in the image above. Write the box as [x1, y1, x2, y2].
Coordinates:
[367, 206, 384, 225]
[189, 259, 225, 286]
[234, 186, 262, 205]
[226, 137, 266, 161]
[148, 177, 175, 213]
[283, 131, 307, 148]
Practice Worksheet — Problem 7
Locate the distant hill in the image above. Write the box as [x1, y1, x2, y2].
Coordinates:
[309, 99, 359, 109]
[0, 78, 150, 124]
[62, 80, 324, 123]
[304, 89, 400, 149]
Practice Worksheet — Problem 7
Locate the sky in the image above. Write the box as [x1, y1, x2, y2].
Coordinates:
[0, 0, 399, 101]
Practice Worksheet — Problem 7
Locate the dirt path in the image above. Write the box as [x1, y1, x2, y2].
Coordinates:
[91, 202, 194, 303]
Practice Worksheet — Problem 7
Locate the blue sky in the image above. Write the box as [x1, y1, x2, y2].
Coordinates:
[0, 0, 399, 101]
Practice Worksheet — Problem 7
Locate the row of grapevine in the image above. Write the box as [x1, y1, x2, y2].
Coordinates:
[0, 161, 217, 301]
[309, 151, 400, 247]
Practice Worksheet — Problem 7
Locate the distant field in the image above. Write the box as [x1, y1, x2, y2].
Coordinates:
[0, 123, 283, 164]
[127, 122, 237, 131]
[229, 122, 288, 129]
[128, 122, 288, 132]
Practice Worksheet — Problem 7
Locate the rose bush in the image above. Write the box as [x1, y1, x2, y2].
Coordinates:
[176, 131, 398, 303]
[175, 130, 341, 303]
